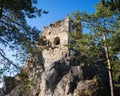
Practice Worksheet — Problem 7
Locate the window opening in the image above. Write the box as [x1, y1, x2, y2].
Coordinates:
[54, 37, 60, 45]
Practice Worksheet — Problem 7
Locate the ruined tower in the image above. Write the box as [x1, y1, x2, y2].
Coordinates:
[41, 16, 73, 68]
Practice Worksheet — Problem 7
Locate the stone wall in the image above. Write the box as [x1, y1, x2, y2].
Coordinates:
[41, 16, 73, 68]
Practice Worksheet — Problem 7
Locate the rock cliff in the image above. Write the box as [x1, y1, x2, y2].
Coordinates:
[3, 50, 110, 96]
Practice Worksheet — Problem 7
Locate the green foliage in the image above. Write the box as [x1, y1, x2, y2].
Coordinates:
[18, 70, 31, 96]
[112, 59, 120, 83]
[69, 12, 105, 65]
[71, 11, 82, 34]
[77, 89, 95, 96]
[35, 87, 41, 96]
[95, 1, 120, 85]
[0, 0, 48, 79]
[3, 76, 18, 94]
[0, 0, 46, 18]
[94, 2, 113, 18]
[102, 0, 120, 13]
[115, 84, 120, 87]
[70, 12, 90, 61]
[70, 1, 120, 95]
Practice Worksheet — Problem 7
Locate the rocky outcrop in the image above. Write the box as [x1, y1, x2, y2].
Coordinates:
[0, 89, 4, 96]
[3, 52, 44, 96]
[2, 49, 110, 96]
[39, 51, 110, 96]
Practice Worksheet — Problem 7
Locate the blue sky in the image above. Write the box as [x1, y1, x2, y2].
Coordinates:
[0, 0, 100, 86]
[27, 0, 99, 30]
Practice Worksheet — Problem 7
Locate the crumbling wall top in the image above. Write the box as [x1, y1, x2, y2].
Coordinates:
[42, 16, 70, 32]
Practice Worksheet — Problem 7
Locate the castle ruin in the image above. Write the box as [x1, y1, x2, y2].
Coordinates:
[41, 16, 73, 68]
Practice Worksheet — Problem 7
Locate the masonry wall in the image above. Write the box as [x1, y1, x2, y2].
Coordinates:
[41, 17, 72, 68]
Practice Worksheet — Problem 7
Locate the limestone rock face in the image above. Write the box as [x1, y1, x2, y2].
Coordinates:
[5, 85, 22, 96]
[40, 60, 70, 96]
[39, 53, 109, 96]
[3, 52, 44, 96]
[4, 51, 110, 96]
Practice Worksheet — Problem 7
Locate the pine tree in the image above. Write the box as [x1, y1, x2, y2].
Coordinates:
[86, 2, 120, 96]
[0, 0, 47, 79]
[70, 2, 120, 96]
[102, 0, 120, 12]
[70, 12, 89, 59]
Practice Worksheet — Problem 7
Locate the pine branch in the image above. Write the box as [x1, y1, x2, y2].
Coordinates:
[0, 48, 18, 69]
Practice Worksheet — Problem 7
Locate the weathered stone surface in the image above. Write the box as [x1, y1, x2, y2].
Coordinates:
[5, 52, 110, 96]
[39, 53, 109, 96]
[0, 89, 4, 96]
[41, 16, 73, 68]
[5, 85, 22, 96]
[40, 60, 70, 96]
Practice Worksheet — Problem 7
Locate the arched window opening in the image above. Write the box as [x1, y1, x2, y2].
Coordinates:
[54, 37, 60, 45]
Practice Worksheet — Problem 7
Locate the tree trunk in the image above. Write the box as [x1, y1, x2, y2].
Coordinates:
[102, 33, 114, 96]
